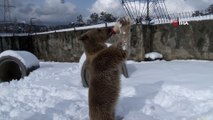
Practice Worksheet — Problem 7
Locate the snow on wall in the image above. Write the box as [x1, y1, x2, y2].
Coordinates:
[1, 15, 213, 37]
[0, 22, 116, 37]
[145, 52, 163, 60]
[152, 14, 213, 25]
[1, 14, 213, 37]
[0, 50, 39, 68]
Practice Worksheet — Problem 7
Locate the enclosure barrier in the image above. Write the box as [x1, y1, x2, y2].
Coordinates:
[0, 50, 40, 83]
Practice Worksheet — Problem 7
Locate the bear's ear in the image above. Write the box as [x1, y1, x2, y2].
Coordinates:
[79, 34, 88, 41]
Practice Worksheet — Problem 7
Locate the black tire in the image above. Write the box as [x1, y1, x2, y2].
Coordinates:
[121, 62, 129, 78]
[81, 61, 89, 87]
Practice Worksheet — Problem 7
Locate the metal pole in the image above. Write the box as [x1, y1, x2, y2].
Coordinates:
[4, 0, 6, 22]
[30, 18, 37, 33]
[146, 0, 150, 24]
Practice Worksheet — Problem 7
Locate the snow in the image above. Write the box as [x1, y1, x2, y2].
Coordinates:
[152, 14, 213, 25]
[1, 15, 213, 37]
[145, 52, 163, 60]
[0, 50, 39, 68]
[0, 22, 115, 37]
[0, 60, 213, 120]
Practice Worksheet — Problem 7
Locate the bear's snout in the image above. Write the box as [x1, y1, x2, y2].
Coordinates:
[107, 28, 116, 37]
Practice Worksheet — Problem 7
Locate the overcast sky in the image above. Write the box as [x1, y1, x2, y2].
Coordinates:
[0, 0, 212, 25]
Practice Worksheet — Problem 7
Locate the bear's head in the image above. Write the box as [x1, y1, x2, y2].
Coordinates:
[79, 28, 114, 55]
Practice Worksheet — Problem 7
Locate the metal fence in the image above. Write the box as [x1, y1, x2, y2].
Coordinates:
[147, 9, 213, 24]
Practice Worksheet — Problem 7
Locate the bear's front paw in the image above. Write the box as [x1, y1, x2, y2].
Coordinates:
[117, 40, 128, 50]
[113, 16, 131, 34]
[118, 17, 131, 27]
[120, 17, 131, 35]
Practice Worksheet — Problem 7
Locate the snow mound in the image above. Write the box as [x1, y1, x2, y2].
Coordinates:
[142, 85, 213, 120]
[145, 52, 163, 61]
[1, 60, 213, 120]
[0, 50, 39, 68]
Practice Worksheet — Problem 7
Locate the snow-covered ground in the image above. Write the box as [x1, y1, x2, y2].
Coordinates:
[0, 60, 213, 120]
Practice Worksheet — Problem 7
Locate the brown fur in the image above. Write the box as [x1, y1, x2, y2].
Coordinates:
[79, 27, 128, 120]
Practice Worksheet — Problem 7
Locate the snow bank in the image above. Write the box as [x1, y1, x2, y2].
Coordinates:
[142, 85, 213, 120]
[0, 22, 116, 37]
[0, 50, 39, 68]
[1, 60, 213, 120]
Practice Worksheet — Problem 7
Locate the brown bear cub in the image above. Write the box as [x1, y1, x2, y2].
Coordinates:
[79, 17, 131, 120]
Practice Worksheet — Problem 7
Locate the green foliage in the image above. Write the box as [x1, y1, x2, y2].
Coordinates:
[99, 12, 116, 22]
[76, 12, 116, 26]
[207, 4, 213, 14]
[192, 4, 213, 17]
[90, 12, 99, 24]
[89, 12, 116, 24]
[192, 11, 203, 17]
[76, 15, 85, 26]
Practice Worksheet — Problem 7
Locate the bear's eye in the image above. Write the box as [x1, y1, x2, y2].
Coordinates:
[98, 29, 101, 32]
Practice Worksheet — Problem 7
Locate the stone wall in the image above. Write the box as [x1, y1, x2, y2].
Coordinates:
[1, 20, 213, 62]
[152, 20, 213, 60]
[129, 25, 145, 61]
[31, 31, 84, 62]
[0, 36, 34, 53]
[0, 31, 85, 62]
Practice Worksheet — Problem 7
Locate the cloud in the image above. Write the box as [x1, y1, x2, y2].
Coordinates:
[89, 0, 125, 16]
[34, 0, 76, 24]
[90, 0, 213, 17]
[165, 0, 213, 13]
[18, 3, 34, 14]
[1, 0, 212, 25]
[5, 0, 77, 25]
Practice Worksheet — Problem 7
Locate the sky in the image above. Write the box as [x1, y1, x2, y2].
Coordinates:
[0, 0, 212, 25]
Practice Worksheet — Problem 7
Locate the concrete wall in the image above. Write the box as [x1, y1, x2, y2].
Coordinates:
[0, 31, 84, 62]
[1, 20, 213, 62]
[152, 20, 213, 60]
[31, 31, 84, 62]
[128, 25, 145, 61]
[0, 36, 34, 53]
